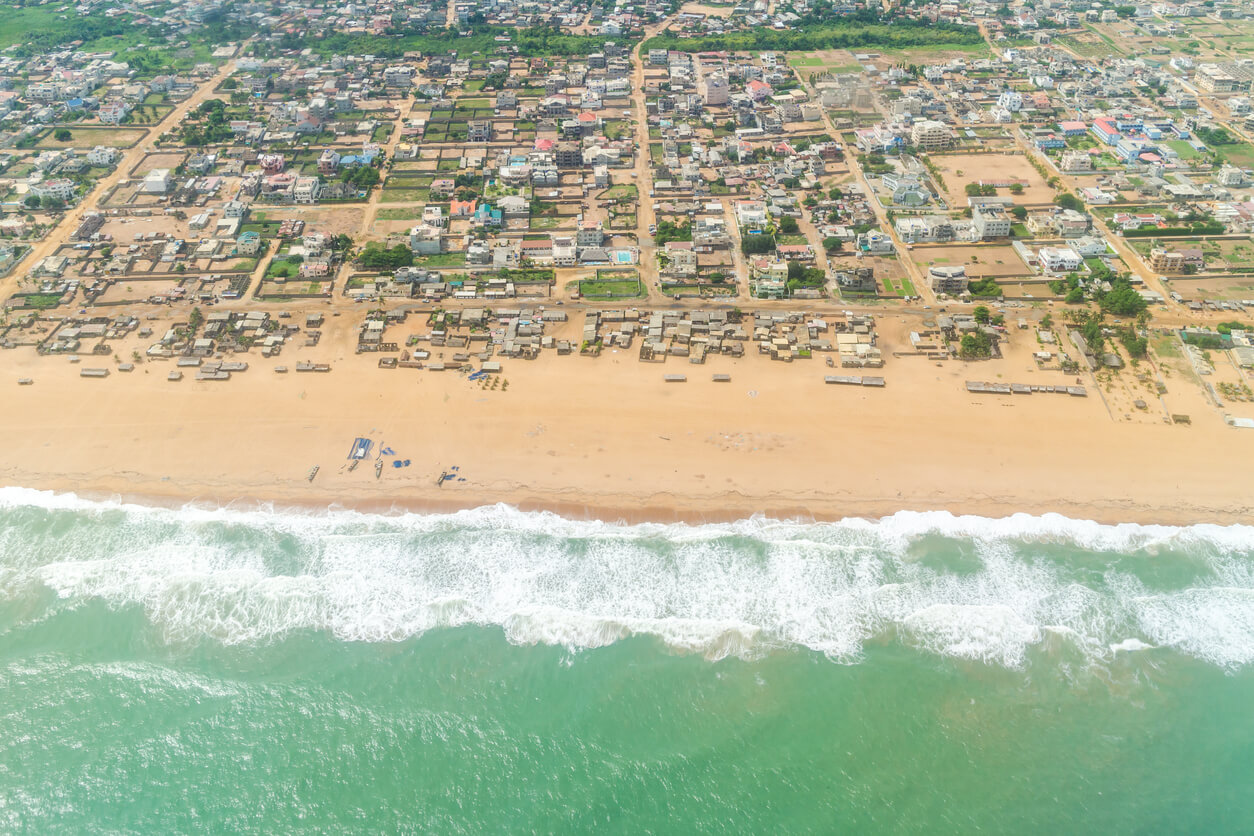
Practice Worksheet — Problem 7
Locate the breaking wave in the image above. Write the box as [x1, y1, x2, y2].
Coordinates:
[1, 487, 1253, 669]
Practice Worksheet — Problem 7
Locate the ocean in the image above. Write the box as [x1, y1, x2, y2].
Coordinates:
[1, 488, 1253, 832]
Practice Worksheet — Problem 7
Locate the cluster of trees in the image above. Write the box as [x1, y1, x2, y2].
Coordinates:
[778, 216, 800, 235]
[1196, 126, 1236, 147]
[965, 183, 997, 197]
[1216, 320, 1252, 335]
[23, 194, 65, 210]
[1050, 271, 1085, 302]
[1123, 220, 1224, 237]
[643, 16, 982, 54]
[480, 72, 509, 91]
[181, 99, 232, 146]
[53, 129, 72, 142]
[1055, 192, 1084, 212]
[741, 233, 774, 256]
[1096, 279, 1148, 316]
[1067, 308, 1150, 359]
[357, 244, 413, 270]
[959, 331, 993, 359]
[339, 166, 380, 189]
[967, 277, 1003, 298]
[313, 24, 620, 60]
[653, 220, 692, 245]
[973, 306, 1006, 327]
[786, 261, 826, 290]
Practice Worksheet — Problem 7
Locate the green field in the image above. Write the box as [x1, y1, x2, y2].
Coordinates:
[881, 277, 916, 297]
[413, 252, 467, 267]
[573, 278, 644, 299]
[380, 188, 430, 203]
[1219, 142, 1254, 168]
[600, 184, 638, 202]
[376, 208, 425, 221]
[1167, 140, 1204, 160]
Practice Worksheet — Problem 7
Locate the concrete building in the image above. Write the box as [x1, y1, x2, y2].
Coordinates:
[142, 168, 173, 194]
[1038, 245, 1083, 273]
[929, 265, 969, 294]
[1060, 150, 1093, 172]
[972, 204, 1012, 240]
[701, 73, 729, 106]
[910, 119, 952, 151]
[1149, 248, 1184, 272]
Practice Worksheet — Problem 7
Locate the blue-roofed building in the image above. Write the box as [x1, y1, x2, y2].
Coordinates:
[236, 231, 262, 255]
[473, 204, 503, 227]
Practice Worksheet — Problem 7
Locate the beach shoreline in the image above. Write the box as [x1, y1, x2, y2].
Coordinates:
[3, 312, 1252, 531]
[2, 473, 1249, 530]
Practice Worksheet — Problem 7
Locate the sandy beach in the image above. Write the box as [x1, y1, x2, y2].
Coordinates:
[2, 307, 1252, 527]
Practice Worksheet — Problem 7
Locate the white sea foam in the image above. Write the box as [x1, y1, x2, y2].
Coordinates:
[2, 487, 1254, 668]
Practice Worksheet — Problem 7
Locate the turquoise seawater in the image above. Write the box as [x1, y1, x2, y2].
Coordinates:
[2, 489, 1254, 832]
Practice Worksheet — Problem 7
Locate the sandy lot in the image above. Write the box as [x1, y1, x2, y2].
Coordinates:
[930, 153, 1055, 205]
[911, 245, 1034, 278]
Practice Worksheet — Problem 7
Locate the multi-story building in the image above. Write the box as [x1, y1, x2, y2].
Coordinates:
[701, 73, 729, 106]
[1149, 248, 1184, 272]
[1038, 246, 1083, 273]
[929, 265, 968, 294]
[1060, 150, 1093, 172]
[972, 204, 1012, 240]
[1195, 63, 1240, 93]
[910, 119, 952, 151]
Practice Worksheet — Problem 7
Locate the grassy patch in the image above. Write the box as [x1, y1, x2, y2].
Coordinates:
[376, 207, 425, 221]
[1166, 139, 1203, 160]
[1218, 142, 1254, 168]
[414, 252, 467, 267]
[599, 183, 638, 201]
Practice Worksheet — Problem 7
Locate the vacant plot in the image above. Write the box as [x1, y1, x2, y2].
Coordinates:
[1167, 275, 1254, 302]
[380, 188, 429, 203]
[37, 127, 148, 150]
[132, 152, 187, 176]
[928, 153, 1055, 205]
[910, 244, 1033, 278]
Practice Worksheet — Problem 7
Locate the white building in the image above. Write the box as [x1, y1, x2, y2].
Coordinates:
[30, 179, 76, 202]
[972, 204, 1012, 239]
[910, 119, 952, 151]
[293, 177, 321, 204]
[142, 169, 173, 194]
[997, 90, 1023, 112]
[1038, 245, 1083, 273]
[86, 146, 121, 167]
